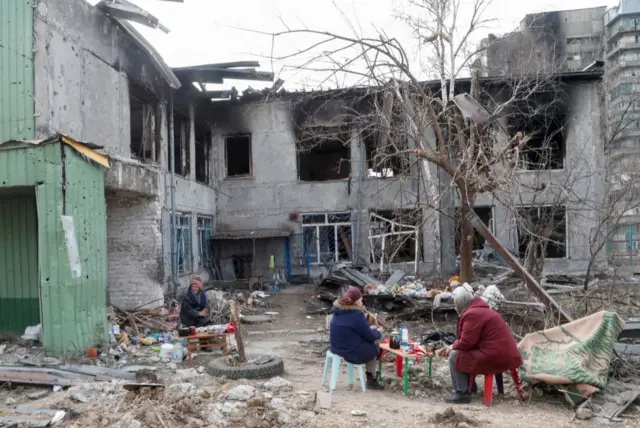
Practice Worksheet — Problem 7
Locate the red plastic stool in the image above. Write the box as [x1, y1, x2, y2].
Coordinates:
[467, 368, 525, 406]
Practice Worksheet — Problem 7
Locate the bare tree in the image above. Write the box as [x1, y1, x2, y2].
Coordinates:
[268, 0, 568, 282]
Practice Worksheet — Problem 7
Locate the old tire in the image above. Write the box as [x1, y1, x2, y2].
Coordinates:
[207, 354, 284, 380]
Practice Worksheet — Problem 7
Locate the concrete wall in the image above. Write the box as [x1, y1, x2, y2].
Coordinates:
[473, 80, 606, 274]
[210, 101, 431, 276]
[34, 0, 218, 302]
[210, 79, 604, 277]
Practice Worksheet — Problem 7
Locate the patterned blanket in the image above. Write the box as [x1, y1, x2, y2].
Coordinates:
[518, 311, 624, 405]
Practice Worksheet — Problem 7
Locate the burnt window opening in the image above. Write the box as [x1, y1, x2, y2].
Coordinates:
[508, 95, 567, 170]
[195, 126, 211, 184]
[297, 127, 351, 182]
[517, 205, 567, 259]
[455, 206, 494, 256]
[168, 111, 189, 176]
[225, 134, 252, 178]
[369, 210, 422, 264]
[362, 127, 409, 178]
[129, 82, 159, 161]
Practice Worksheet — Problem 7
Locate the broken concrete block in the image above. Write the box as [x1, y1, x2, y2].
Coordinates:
[315, 390, 332, 409]
[225, 385, 256, 401]
[263, 376, 292, 392]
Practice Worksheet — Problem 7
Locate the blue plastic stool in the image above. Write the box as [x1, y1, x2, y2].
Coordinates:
[321, 350, 367, 393]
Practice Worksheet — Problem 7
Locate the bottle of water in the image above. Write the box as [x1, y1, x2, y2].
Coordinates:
[401, 326, 410, 352]
[171, 342, 183, 361]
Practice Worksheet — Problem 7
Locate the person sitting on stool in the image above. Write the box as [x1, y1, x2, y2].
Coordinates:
[437, 285, 522, 403]
[329, 286, 385, 390]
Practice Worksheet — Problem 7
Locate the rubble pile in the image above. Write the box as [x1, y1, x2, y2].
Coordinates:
[58, 374, 316, 428]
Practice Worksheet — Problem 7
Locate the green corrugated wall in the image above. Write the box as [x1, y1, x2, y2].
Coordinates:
[0, 141, 108, 356]
[0, 192, 40, 334]
[39, 146, 109, 355]
[0, 0, 35, 141]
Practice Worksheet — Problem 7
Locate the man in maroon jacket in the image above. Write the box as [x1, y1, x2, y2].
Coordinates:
[437, 286, 523, 404]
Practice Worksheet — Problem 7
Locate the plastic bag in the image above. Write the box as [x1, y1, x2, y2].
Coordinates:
[22, 324, 42, 341]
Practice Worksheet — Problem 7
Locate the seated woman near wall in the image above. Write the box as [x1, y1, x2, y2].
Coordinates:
[329, 286, 385, 390]
[180, 277, 211, 327]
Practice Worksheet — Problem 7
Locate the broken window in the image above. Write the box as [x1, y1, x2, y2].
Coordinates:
[455, 206, 494, 257]
[197, 216, 213, 270]
[195, 126, 211, 184]
[302, 213, 352, 264]
[508, 93, 566, 170]
[297, 127, 350, 181]
[517, 205, 567, 259]
[129, 82, 159, 161]
[369, 210, 421, 270]
[225, 134, 252, 178]
[168, 111, 189, 176]
[362, 129, 409, 178]
[173, 213, 192, 274]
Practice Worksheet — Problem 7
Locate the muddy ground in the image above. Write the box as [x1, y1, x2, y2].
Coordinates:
[1, 284, 638, 427]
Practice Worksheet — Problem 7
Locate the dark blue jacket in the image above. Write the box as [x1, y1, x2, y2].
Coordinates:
[330, 301, 381, 365]
[180, 290, 210, 327]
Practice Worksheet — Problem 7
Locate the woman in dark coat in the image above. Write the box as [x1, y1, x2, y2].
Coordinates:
[437, 286, 523, 403]
[329, 286, 384, 390]
[180, 277, 211, 327]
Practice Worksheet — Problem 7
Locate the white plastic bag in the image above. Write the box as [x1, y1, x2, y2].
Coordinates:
[22, 324, 42, 341]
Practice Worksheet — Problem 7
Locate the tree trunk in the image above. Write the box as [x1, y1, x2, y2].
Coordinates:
[459, 203, 474, 283]
[583, 257, 595, 291]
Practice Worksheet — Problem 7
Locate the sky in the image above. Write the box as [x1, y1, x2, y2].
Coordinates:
[89, 0, 619, 90]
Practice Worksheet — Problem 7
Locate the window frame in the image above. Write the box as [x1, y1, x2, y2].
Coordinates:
[197, 216, 214, 270]
[301, 212, 352, 265]
[173, 213, 193, 275]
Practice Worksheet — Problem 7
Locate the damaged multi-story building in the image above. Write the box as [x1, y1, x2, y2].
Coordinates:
[479, 1, 640, 269]
[208, 69, 606, 278]
[0, 0, 273, 310]
[0, 0, 614, 325]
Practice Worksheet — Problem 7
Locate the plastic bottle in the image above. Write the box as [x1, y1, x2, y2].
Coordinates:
[401, 326, 410, 352]
[171, 342, 183, 361]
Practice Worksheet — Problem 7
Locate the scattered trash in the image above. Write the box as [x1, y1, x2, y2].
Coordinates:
[53, 385, 62, 392]
[350, 410, 367, 417]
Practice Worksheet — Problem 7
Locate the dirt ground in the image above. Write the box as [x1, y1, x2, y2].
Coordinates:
[1, 283, 638, 427]
[238, 284, 640, 428]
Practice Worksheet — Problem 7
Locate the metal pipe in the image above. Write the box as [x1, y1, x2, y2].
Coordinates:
[168, 91, 179, 291]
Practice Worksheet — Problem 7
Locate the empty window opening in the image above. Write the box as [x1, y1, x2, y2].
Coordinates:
[302, 213, 352, 264]
[362, 128, 408, 178]
[509, 94, 567, 170]
[297, 127, 350, 181]
[195, 126, 211, 184]
[225, 134, 252, 178]
[168, 111, 189, 176]
[517, 205, 567, 259]
[369, 210, 421, 268]
[129, 82, 159, 161]
[455, 206, 494, 256]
